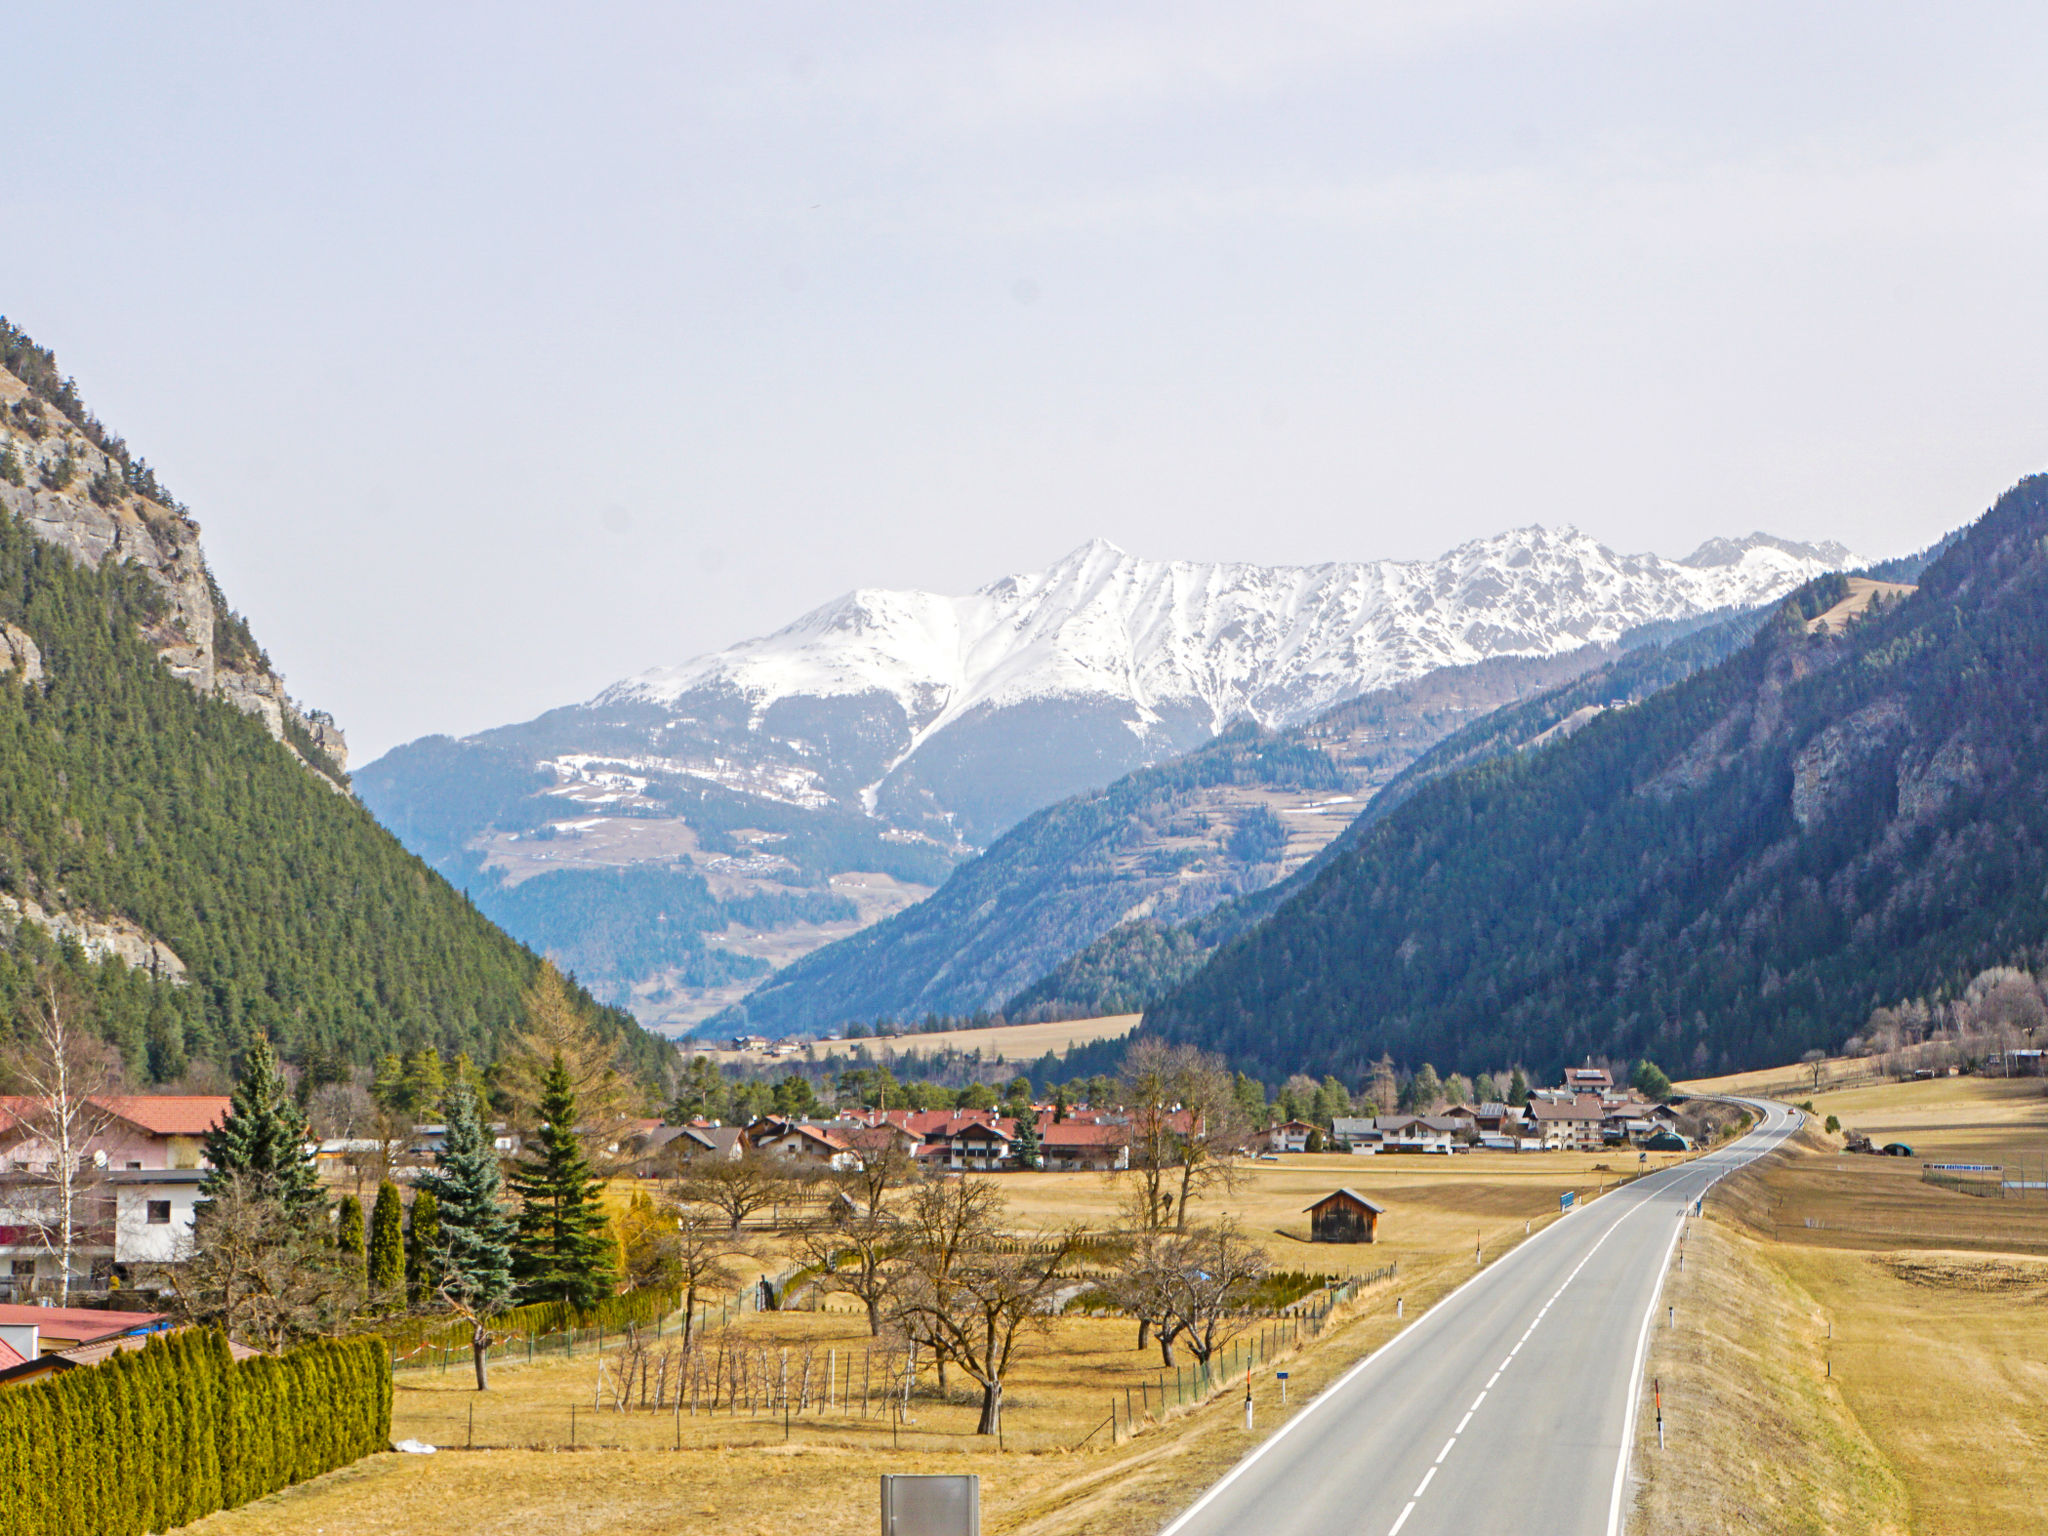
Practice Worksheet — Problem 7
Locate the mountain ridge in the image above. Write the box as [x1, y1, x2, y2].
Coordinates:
[361, 527, 1856, 1030]
[1141, 478, 2048, 1084]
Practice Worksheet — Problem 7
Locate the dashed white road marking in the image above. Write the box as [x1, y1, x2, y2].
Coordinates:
[1413, 1466, 1438, 1498]
[1388, 1501, 1416, 1536]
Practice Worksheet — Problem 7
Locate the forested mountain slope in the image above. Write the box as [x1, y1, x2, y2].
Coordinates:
[363, 528, 1850, 1030]
[1146, 480, 2048, 1084]
[711, 645, 1638, 1034]
[0, 321, 659, 1084]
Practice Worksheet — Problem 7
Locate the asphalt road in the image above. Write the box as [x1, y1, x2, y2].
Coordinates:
[1162, 1101, 1798, 1536]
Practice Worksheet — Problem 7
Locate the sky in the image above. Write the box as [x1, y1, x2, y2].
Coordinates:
[7, 2, 2048, 762]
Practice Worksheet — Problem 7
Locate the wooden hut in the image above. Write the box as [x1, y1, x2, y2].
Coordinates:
[1306, 1188, 1385, 1244]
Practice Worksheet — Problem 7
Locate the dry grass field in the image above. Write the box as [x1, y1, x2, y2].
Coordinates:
[175, 1148, 1686, 1536]
[1637, 1075, 2048, 1535]
[699, 1014, 1141, 1069]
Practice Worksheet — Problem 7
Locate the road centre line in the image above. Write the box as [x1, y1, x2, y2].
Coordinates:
[1456, 1411, 1473, 1433]
[1163, 1125, 1752, 1536]
[1388, 1501, 1415, 1536]
[1485, 1373, 1499, 1389]
[1436, 1438, 1456, 1464]
[1413, 1466, 1438, 1498]
[1472, 1388, 1489, 1408]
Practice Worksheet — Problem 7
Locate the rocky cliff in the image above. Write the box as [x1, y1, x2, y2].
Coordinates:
[0, 338, 345, 781]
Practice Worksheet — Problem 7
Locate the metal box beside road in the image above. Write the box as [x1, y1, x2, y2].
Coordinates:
[881, 1474, 980, 1535]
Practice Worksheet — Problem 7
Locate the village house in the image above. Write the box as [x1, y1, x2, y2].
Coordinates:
[1038, 1121, 1130, 1172]
[1527, 1095, 1607, 1151]
[0, 1095, 229, 1297]
[1374, 1114, 1465, 1153]
[1264, 1119, 1320, 1154]
[1330, 1117, 1383, 1153]
[751, 1121, 857, 1170]
[1564, 1066, 1614, 1097]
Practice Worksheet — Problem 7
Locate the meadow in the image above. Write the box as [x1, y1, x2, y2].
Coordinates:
[176, 1147, 1686, 1536]
[1638, 1072, 2048, 1534]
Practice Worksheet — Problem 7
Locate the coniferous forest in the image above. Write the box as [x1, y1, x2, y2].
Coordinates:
[0, 506, 662, 1084]
[1147, 478, 2048, 1084]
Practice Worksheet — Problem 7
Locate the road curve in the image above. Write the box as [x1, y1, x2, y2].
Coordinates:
[1161, 1101, 1797, 1536]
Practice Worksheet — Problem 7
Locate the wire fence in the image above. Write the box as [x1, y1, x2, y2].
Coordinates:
[389, 1264, 805, 1374]
[1921, 1162, 2048, 1199]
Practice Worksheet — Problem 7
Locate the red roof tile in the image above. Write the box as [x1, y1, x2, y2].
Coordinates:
[97, 1096, 231, 1137]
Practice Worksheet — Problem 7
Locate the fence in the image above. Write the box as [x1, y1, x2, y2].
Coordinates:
[389, 1265, 805, 1373]
[1922, 1162, 2048, 1199]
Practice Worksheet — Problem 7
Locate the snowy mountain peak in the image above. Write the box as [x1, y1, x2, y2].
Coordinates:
[604, 527, 1859, 743]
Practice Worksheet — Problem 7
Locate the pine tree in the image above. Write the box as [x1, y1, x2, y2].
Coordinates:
[404, 1188, 441, 1306]
[368, 1181, 404, 1299]
[402, 1049, 447, 1118]
[1014, 1113, 1042, 1169]
[335, 1193, 366, 1275]
[417, 1083, 515, 1388]
[201, 1037, 323, 1218]
[507, 1053, 616, 1310]
[1508, 1067, 1530, 1108]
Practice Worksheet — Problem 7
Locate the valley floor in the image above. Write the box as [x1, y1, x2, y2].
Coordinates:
[173, 1149, 1688, 1536]
[1635, 1076, 2048, 1534]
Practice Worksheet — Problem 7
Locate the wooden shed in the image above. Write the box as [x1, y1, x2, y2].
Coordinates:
[1305, 1188, 1385, 1244]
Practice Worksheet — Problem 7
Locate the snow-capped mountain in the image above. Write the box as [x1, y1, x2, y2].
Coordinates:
[602, 528, 1854, 821]
[357, 525, 1855, 1033]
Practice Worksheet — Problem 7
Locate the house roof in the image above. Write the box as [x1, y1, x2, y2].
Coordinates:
[1271, 1119, 1318, 1133]
[97, 1096, 231, 1137]
[0, 1336, 24, 1371]
[1527, 1095, 1606, 1122]
[1042, 1122, 1126, 1148]
[1306, 1188, 1387, 1216]
[0, 1303, 169, 1344]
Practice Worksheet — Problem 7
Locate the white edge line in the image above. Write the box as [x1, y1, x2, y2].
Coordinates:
[1158, 1136, 1722, 1536]
[1155, 1167, 1639, 1536]
[1603, 1099, 1787, 1536]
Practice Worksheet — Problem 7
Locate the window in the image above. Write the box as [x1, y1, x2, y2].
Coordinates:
[146, 1200, 171, 1225]
[126, 1161, 142, 1170]
[10, 1260, 35, 1278]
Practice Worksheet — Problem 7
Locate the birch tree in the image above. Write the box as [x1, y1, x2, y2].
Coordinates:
[1, 974, 118, 1302]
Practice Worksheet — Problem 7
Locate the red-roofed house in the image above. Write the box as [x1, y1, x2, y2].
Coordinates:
[0, 1095, 228, 1297]
[1039, 1121, 1130, 1172]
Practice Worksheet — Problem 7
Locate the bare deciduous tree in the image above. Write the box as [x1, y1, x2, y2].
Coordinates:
[625, 1192, 750, 1349]
[163, 1173, 363, 1351]
[676, 1147, 790, 1234]
[887, 1175, 1075, 1435]
[797, 1200, 898, 1337]
[0, 974, 119, 1302]
[1109, 1219, 1269, 1367]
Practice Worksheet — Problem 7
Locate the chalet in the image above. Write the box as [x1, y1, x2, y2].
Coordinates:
[1265, 1120, 1319, 1154]
[681, 1126, 747, 1162]
[754, 1123, 856, 1170]
[1039, 1122, 1130, 1172]
[1527, 1095, 1606, 1151]
[1306, 1189, 1385, 1244]
[947, 1119, 1017, 1172]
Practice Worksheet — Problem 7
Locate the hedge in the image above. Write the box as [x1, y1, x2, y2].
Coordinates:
[0, 1328, 390, 1536]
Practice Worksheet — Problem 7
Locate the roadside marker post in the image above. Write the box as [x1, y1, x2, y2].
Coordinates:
[1655, 1379, 1663, 1451]
[1244, 1366, 1254, 1431]
[1277, 1370, 1289, 1406]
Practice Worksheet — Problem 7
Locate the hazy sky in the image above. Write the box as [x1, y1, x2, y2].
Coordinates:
[9, 2, 2048, 761]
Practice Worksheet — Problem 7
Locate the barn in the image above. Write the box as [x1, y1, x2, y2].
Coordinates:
[1306, 1188, 1385, 1243]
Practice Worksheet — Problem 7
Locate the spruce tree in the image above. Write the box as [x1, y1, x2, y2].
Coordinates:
[417, 1083, 515, 1387]
[200, 1037, 323, 1218]
[368, 1180, 405, 1298]
[1508, 1067, 1530, 1108]
[335, 1193, 366, 1275]
[404, 1188, 441, 1306]
[508, 1053, 616, 1310]
[1013, 1113, 1042, 1169]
